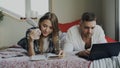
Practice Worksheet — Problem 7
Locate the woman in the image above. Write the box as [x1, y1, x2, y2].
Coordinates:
[18, 12, 63, 56]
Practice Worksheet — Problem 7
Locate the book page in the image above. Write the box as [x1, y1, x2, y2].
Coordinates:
[46, 53, 61, 59]
[30, 54, 47, 61]
[29, 53, 62, 61]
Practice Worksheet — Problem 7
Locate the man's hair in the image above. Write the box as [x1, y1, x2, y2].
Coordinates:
[81, 12, 96, 22]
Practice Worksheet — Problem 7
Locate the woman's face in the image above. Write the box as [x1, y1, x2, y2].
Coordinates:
[40, 19, 53, 37]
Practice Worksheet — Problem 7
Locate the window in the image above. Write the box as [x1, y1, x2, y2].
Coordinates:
[31, 0, 49, 16]
[0, 0, 49, 19]
[0, 0, 25, 18]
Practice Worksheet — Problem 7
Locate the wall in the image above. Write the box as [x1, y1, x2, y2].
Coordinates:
[0, 15, 31, 48]
[0, 0, 116, 48]
[52, 0, 102, 24]
[119, 0, 120, 40]
[102, 0, 115, 39]
[0, 0, 103, 48]
[53, 0, 116, 40]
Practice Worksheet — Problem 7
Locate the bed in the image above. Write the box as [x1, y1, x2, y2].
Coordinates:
[0, 45, 91, 68]
[0, 19, 116, 68]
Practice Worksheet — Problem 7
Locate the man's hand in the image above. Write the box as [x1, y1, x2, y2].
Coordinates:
[76, 50, 90, 57]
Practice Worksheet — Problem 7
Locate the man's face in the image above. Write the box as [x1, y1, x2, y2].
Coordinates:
[80, 20, 96, 38]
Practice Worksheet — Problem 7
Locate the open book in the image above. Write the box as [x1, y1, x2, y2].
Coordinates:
[30, 53, 62, 61]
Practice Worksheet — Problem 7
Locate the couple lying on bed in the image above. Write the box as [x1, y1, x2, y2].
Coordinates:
[18, 12, 107, 59]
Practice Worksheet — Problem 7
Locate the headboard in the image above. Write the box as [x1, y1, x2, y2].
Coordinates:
[58, 20, 80, 32]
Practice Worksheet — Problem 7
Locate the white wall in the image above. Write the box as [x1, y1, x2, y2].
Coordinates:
[0, 15, 32, 48]
[119, 0, 120, 40]
[102, 0, 115, 39]
[52, 0, 102, 24]
[53, 0, 116, 40]
[0, 0, 116, 48]
[0, 0, 103, 48]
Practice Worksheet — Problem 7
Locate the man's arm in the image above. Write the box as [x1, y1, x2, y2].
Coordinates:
[63, 29, 74, 52]
[96, 25, 107, 43]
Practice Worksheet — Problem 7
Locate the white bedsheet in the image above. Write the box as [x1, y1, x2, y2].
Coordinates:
[90, 55, 120, 68]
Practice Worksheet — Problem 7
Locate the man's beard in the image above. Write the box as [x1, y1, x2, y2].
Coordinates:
[85, 34, 92, 38]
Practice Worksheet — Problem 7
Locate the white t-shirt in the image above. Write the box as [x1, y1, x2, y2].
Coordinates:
[43, 31, 66, 52]
[63, 25, 107, 52]
[43, 37, 49, 52]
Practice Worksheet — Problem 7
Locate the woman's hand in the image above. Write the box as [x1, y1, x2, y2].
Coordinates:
[58, 50, 65, 58]
[29, 28, 41, 40]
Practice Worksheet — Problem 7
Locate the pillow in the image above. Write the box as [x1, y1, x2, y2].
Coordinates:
[105, 36, 116, 43]
[59, 20, 80, 32]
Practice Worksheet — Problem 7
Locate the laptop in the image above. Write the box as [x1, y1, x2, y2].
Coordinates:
[88, 42, 120, 61]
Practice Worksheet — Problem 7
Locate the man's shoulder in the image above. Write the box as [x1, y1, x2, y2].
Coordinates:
[96, 25, 102, 28]
[95, 25, 103, 30]
[93, 25, 105, 36]
[68, 25, 79, 31]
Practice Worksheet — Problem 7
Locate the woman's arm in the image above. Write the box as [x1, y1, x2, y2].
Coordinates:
[27, 28, 41, 56]
[28, 38, 35, 56]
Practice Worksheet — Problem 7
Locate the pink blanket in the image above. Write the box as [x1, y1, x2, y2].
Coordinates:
[0, 45, 91, 68]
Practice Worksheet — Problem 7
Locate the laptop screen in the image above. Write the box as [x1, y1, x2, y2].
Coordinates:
[89, 42, 120, 61]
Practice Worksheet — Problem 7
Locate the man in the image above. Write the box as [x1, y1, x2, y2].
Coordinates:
[63, 12, 107, 58]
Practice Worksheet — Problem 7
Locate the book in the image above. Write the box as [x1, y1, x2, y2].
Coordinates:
[29, 53, 62, 61]
[30, 54, 46, 61]
[46, 53, 62, 59]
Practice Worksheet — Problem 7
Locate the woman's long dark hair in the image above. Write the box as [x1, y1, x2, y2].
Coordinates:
[38, 12, 59, 54]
